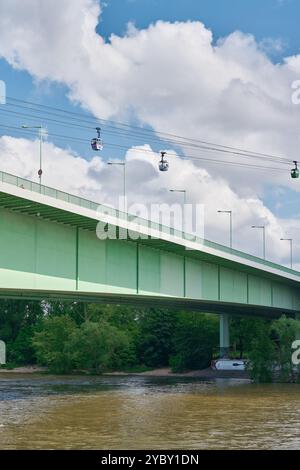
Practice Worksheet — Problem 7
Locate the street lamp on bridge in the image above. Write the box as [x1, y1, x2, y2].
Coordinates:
[169, 189, 187, 233]
[21, 124, 44, 185]
[107, 161, 126, 212]
[252, 225, 266, 260]
[280, 238, 293, 269]
[217, 210, 233, 249]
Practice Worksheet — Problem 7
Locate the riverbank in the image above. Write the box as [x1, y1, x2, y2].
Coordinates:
[107, 367, 249, 379]
[0, 365, 47, 373]
[0, 365, 249, 379]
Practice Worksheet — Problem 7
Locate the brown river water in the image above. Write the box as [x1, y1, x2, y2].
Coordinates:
[0, 373, 300, 449]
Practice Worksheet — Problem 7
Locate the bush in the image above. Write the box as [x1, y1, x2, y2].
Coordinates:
[272, 316, 300, 382]
[246, 316, 300, 383]
[169, 353, 186, 373]
[32, 315, 77, 373]
[247, 320, 275, 383]
[8, 325, 36, 365]
[33, 316, 136, 374]
[69, 320, 136, 373]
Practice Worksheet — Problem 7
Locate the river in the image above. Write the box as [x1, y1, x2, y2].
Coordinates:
[0, 373, 300, 449]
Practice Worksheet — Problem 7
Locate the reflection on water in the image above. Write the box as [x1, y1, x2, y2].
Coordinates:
[0, 373, 300, 449]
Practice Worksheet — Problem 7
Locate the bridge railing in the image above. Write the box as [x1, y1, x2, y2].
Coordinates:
[0, 169, 299, 277]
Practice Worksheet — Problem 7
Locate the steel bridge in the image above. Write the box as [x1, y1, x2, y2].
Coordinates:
[0, 170, 299, 356]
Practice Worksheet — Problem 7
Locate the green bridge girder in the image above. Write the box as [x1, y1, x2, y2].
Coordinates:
[0, 170, 299, 319]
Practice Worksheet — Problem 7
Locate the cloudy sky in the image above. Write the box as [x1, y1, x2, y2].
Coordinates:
[0, 0, 300, 268]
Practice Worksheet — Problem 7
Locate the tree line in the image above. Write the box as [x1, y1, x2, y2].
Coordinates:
[0, 299, 299, 382]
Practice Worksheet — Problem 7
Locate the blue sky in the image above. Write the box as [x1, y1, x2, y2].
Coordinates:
[1, 0, 299, 168]
[3, 0, 300, 103]
[1, 0, 299, 122]
[1, 0, 299, 163]
[100, 0, 300, 57]
[0, 0, 299, 265]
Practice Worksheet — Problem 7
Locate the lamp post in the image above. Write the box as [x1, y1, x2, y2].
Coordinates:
[21, 124, 43, 184]
[280, 238, 293, 269]
[107, 161, 126, 212]
[252, 225, 266, 260]
[169, 189, 186, 233]
[217, 210, 233, 249]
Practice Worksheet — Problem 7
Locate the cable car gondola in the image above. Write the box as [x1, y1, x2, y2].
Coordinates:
[91, 127, 103, 151]
[159, 151, 169, 172]
[291, 161, 299, 179]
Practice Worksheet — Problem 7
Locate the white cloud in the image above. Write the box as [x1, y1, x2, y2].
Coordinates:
[0, 0, 299, 191]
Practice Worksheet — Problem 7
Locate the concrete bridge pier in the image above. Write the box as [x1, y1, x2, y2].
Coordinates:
[219, 313, 230, 358]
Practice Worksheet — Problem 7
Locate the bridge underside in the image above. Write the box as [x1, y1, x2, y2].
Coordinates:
[0, 288, 297, 319]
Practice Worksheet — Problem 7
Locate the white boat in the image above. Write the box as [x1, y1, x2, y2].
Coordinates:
[212, 359, 246, 371]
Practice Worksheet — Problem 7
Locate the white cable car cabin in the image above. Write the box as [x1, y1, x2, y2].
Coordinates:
[291, 161, 299, 179]
[91, 127, 103, 151]
[159, 151, 169, 171]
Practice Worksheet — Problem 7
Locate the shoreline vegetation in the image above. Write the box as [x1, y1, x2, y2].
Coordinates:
[1, 299, 300, 383]
[0, 365, 250, 379]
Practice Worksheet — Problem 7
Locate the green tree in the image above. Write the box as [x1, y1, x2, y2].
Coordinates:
[69, 320, 136, 373]
[33, 316, 137, 374]
[32, 315, 77, 373]
[247, 320, 275, 383]
[170, 313, 219, 372]
[137, 308, 177, 367]
[0, 300, 43, 365]
[85, 304, 139, 336]
[45, 301, 88, 325]
[230, 316, 263, 358]
[0, 300, 43, 342]
[9, 325, 36, 365]
[271, 315, 300, 382]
